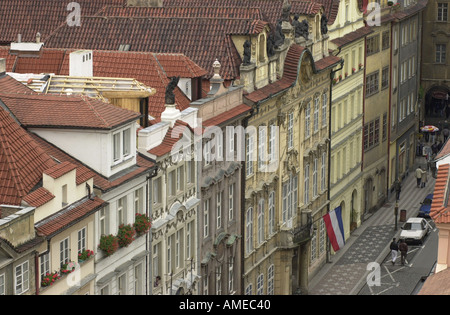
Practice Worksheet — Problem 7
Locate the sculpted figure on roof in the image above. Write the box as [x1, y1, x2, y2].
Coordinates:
[321, 15, 328, 35]
[165, 76, 180, 105]
[243, 40, 252, 65]
[281, 0, 292, 22]
[292, 16, 309, 40]
[274, 20, 285, 48]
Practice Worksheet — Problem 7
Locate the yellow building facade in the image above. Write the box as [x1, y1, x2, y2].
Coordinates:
[326, 0, 368, 239]
[240, 7, 340, 295]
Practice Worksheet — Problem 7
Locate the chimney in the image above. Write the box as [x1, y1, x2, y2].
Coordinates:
[208, 58, 228, 97]
[36, 32, 41, 44]
[0, 58, 6, 76]
[126, 0, 162, 7]
[17, 33, 21, 43]
[69, 50, 93, 77]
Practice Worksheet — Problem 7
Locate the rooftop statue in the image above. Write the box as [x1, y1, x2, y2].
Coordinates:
[165, 76, 180, 105]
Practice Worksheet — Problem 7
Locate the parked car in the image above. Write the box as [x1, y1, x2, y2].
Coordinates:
[418, 194, 433, 218]
[400, 217, 430, 245]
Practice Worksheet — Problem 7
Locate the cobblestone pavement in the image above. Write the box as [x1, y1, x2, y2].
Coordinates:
[308, 159, 436, 295]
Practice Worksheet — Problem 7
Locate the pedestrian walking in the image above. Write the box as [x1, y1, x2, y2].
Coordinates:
[421, 169, 428, 188]
[390, 238, 399, 265]
[394, 178, 401, 200]
[443, 128, 450, 142]
[415, 166, 423, 188]
[399, 239, 408, 266]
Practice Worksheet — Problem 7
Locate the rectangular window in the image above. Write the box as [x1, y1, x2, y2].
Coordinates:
[60, 238, 69, 266]
[268, 191, 275, 235]
[99, 205, 108, 236]
[134, 264, 143, 295]
[246, 134, 254, 176]
[381, 67, 389, 90]
[268, 125, 277, 163]
[40, 253, 50, 281]
[0, 273, 4, 295]
[78, 227, 86, 254]
[382, 113, 387, 141]
[134, 188, 143, 215]
[365, 71, 379, 97]
[258, 126, 267, 170]
[314, 97, 320, 133]
[204, 199, 210, 238]
[122, 128, 131, 156]
[153, 177, 161, 204]
[438, 3, 448, 21]
[366, 35, 380, 56]
[313, 158, 318, 197]
[436, 44, 446, 63]
[382, 30, 390, 50]
[321, 152, 326, 192]
[113, 133, 120, 162]
[15, 261, 29, 295]
[304, 164, 310, 204]
[118, 196, 127, 225]
[118, 273, 127, 295]
[288, 112, 294, 148]
[322, 93, 327, 127]
[229, 184, 234, 221]
[363, 118, 381, 151]
[305, 104, 311, 139]
[257, 199, 265, 245]
[217, 191, 222, 229]
[62, 184, 68, 206]
[246, 208, 253, 253]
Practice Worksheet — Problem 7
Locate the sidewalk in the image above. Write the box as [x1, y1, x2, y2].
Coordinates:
[308, 160, 436, 295]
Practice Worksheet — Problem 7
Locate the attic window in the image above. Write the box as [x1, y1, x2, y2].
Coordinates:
[118, 44, 131, 51]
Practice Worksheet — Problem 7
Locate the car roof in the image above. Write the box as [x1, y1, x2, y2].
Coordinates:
[406, 217, 425, 223]
[425, 194, 433, 199]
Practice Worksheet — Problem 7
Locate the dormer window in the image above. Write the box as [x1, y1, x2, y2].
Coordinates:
[112, 127, 132, 164]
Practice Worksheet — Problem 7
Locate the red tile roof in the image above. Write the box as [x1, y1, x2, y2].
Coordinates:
[29, 132, 155, 193]
[202, 104, 252, 127]
[331, 25, 373, 48]
[0, 0, 126, 44]
[22, 187, 55, 208]
[0, 106, 56, 206]
[35, 196, 107, 237]
[0, 73, 36, 94]
[148, 120, 194, 157]
[0, 92, 141, 130]
[245, 44, 305, 103]
[43, 10, 267, 81]
[163, 0, 325, 25]
[430, 164, 450, 224]
[8, 48, 199, 118]
[43, 161, 77, 179]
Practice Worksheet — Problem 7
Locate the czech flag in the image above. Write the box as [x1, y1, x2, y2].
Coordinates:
[323, 206, 345, 252]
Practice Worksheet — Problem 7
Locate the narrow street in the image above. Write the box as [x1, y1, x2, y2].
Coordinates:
[309, 162, 438, 295]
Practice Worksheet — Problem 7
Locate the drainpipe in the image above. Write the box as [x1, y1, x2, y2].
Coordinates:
[147, 165, 159, 295]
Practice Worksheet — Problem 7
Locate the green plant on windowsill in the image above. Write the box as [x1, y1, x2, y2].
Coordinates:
[60, 261, 76, 275]
[41, 272, 61, 287]
[117, 224, 136, 248]
[78, 249, 94, 262]
[134, 213, 152, 236]
[99, 234, 119, 256]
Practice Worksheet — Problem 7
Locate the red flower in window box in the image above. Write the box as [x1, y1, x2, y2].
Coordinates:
[99, 234, 120, 256]
[134, 213, 152, 235]
[117, 224, 136, 248]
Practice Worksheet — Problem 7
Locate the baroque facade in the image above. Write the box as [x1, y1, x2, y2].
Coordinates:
[240, 6, 340, 295]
